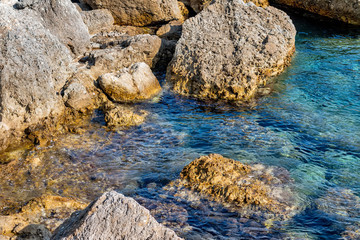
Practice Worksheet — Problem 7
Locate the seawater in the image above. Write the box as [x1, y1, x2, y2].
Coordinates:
[0, 14, 360, 239]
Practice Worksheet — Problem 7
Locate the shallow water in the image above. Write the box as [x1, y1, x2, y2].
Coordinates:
[1, 14, 360, 239]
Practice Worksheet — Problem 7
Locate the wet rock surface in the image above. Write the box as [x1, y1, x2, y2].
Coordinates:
[99, 62, 162, 102]
[167, 0, 296, 102]
[168, 154, 298, 220]
[271, 0, 360, 25]
[0, 195, 86, 239]
[83, 0, 183, 26]
[52, 191, 182, 240]
[103, 102, 148, 130]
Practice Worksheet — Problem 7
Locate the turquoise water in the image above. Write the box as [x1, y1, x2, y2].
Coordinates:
[1, 14, 360, 239]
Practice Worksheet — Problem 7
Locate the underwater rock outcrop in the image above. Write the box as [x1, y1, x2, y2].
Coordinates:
[167, 0, 296, 102]
[168, 154, 298, 219]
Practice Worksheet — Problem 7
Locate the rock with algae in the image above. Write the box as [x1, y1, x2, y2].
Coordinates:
[168, 154, 299, 220]
[0, 195, 87, 239]
[102, 102, 149, 130]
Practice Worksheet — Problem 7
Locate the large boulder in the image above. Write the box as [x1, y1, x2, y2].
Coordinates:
[182, 0, 269, 13]
[83, 0, 183, 26]
[52, 191, 182, 240]
[167, 0, 296, 102]
[271, 0, 360, 25]
[16, 0, 91, 56]
[99, 62, 162, 102]
[0, 2, 75, 151]
[171, 154, 298, 219]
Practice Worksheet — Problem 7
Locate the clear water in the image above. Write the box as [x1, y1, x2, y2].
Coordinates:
[1, 14, 360, 239]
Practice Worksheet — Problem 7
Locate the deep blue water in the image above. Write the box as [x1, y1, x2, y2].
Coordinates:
[1, 14, 360, 239]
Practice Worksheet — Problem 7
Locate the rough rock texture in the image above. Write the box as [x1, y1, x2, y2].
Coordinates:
[182, 0, 269, 13]
[271, 0, 360, 25]
[83, 0, 183, 26]
[99, 62, 162, 102]
[167, 0, 296, 102]
[87, 34, 163, 77]
[62, 81, 94, 112]
[16, 0, 90, 56]
[156, 21, 183, 40]
[102, 102, 148, 129]
[81, 9, 114, 35]
[172, 154, 297, 219]
[52, 191, 182, 240]
[0, 2, 74, 152]
[0, 195, 87, 238]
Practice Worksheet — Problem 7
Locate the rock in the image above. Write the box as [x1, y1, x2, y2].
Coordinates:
[87, 34, 162, 76]
[83, 0, 183, 26]
[51, 191, 183, 240]
[173, 154, 298, 219]
[316, 188, 360, 219]
[15, 0, 90, 56]
[156, 21, 183, 40]
[63, 81, 94, 112]
[182, 0, 269, 13]
[99, 62, 161, 102]
[0, 195, 87, 238]
[81, 9, 114, 35]
[167, 0, 296, 102]
[271, 0, 360, 25]
[103, 102, 148, 129]
[16, 224, 51, 240]
[0, 2, 74, 151]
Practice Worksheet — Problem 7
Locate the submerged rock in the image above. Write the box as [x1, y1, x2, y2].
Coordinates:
[170, 154, 298, 219]
[99, 62, 162, 102]
[167, 0, 296, 102]
[103, 102, 148, 129]
[83, 0, 183, 26]
[52, 191, 182, 240]
[271, 0, 360, 25]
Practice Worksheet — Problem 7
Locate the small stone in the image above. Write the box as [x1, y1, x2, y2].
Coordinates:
[99, 62, 161, 102]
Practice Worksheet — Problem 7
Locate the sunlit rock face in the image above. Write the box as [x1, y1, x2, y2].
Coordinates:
[167, 0, 296, 102]
[83, 0, 184, 26]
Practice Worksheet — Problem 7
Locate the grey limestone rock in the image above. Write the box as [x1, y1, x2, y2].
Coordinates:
[167, 0, 296, 102]
[16, 0, 91, 56]
[0, 3, 73, 151]
[52, 191, 182, 240]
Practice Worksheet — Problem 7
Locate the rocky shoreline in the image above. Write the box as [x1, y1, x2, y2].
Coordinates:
[0, 0, 359, 239]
